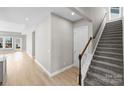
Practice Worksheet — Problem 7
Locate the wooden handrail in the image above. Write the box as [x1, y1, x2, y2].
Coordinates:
[78, 37, 92, 86]
[79, 37, 93, 60]
[78, 13, 107, 86]
[93, 13, 107, 39]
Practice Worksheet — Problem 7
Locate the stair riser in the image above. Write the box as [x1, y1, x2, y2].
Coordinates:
[105, 23, 122, 26]
[93, 56, 123, 66]
[99, 40, 122, 43]
[106, 22, 122, 26]
[103, 32, 122, 35]
[98, 44, 122, 48]
[95, 52, 123, 59]
[96, 48, 123, 54]
[101, 36, 122, 39]
[91, 62, 123, 74]
[104, 29, 122, 32]
[100, 38, 122, 41]
[105, 24, 122, 29]
[101, 34, 122, 37]
[105, 26, 122, 29]
[99, 42, 122, 44]
[103, 30, 122, 33]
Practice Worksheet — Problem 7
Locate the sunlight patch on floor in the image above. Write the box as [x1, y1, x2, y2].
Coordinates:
[14, 52, 23, 61]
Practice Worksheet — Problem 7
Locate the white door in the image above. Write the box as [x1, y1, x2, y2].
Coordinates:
[74, 26, 88, 67]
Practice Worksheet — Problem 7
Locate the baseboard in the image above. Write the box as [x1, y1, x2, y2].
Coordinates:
[26, 51, 33, 58]
[34, 59, 51, 77]
[50, 64, 74, 77]
[27, 51, 74, 78]
[34, 58, 74, 77]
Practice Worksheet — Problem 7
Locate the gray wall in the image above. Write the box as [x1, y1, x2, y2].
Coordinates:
[51, 14, 73, 73]
[35, 14, 51, 73]
[0, 31, 26, 52]
[25, 13, 73, 74]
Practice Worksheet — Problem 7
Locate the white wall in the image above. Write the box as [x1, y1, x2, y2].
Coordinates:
[51, 14, 73, 73]
[81, 7, 106, 35]
[73, 19, 93, 54]
[73, 19, 93, 39]
[0, 20, 25, 32]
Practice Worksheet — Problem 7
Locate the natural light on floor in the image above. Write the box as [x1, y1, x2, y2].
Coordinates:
[14, 52, 23, 61]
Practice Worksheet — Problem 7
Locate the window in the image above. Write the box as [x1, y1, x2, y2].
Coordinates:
[5, 37, 13, 48]
[110, 7, 121, 20]
[111, 7, 119, 14]
[0, 37, 3, 48]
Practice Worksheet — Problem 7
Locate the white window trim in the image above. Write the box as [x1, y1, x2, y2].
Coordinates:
[0, 36, 13, 50]
[109, 7, 122, 21]
[0, 36, 4, 49]
[4, 36, 13, 49]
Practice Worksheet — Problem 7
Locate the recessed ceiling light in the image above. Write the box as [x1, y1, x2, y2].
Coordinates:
[25, 17, 29, 21]
[71, 12, 75, 15]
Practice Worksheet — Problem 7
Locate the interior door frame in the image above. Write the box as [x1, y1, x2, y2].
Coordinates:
[32, 31, 35, 58]
[15, 37, 22, 51]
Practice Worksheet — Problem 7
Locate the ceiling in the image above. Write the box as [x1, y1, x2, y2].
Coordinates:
[0, 7, 83, 26]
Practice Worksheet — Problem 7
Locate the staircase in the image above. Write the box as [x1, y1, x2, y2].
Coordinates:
[84, 20, 123, 86]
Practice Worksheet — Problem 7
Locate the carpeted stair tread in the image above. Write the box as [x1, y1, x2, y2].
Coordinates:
[87, 71, 122, 86]
[91, 60, 123, 74]
[84, 78, 104, 86]
[84, 20, 123, 86]
[98, 44, 122, 48]
[90, 65, 122, 75]
[95, 51, 123, 59]
[96, 47, 123, 54]
[92, 60, 122, 71]
[93, 55, 122, 62]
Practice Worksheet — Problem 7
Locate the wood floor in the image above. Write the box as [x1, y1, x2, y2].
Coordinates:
[0, 51, 78, 86]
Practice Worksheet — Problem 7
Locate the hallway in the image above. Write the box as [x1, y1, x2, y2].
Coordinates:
[0, 52, 78, 86]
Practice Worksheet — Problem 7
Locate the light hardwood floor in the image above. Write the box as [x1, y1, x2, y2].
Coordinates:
[0, 51, 78, 86]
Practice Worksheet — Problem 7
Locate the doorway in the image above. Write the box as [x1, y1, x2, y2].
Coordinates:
[15, 38, 22, 51]
[74, 26, 88, 67]
[32, 31, 35, 58]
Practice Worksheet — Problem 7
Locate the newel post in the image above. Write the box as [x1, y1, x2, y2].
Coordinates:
[78, 54, 82, 86]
